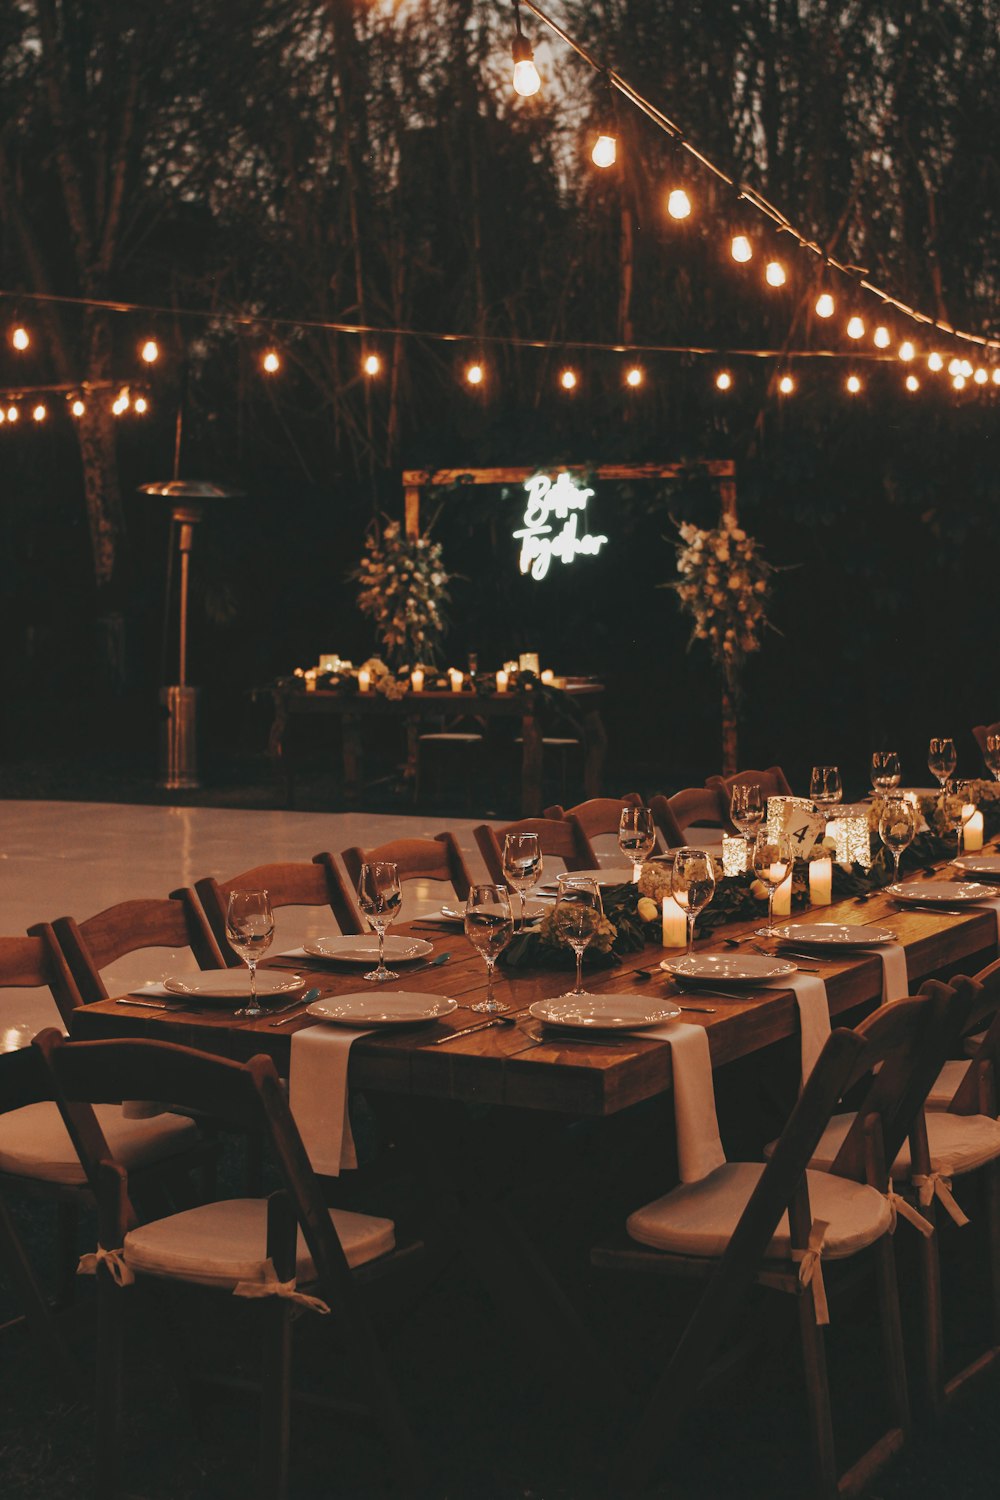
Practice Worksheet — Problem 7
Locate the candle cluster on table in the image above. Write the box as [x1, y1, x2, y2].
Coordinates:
[293, 652, 567, 696]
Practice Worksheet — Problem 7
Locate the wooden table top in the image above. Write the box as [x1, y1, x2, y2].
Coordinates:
[70, 877, 998, 1118]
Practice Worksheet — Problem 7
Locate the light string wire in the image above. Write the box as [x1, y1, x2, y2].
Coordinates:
[519, 0, 999, 354]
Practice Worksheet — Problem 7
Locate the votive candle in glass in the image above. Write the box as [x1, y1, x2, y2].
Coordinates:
[411, 668, 425, 693]
[809, 858, 833, 906]
[772, 869, 793, 916]
[963, 809, 984, 851]
[540, 668, 555, 685]
[496, 670, 509, 693]
[722, 835, 749, 877]
[449, 669, 463, 694]
[358, 669, 371, 693]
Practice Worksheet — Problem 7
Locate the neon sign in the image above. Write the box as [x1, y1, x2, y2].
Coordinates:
[513, 471, 609, 581]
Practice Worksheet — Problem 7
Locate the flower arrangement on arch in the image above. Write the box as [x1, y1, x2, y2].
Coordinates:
[354, 520, 450, 668]
[664, 513, 777, 673]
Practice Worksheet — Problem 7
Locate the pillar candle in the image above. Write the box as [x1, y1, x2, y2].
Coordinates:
[661, 896, 687, 948]
[809, 858, 833, 906]
[496, 670, 509, 693]
[358, 669, 371, 693]
[963, 810, 984, 851]
[540, 668, 555, 685]
[411, 668, 425, 693]
[449, 669, 463, 694]
[772, 869, 793, 916]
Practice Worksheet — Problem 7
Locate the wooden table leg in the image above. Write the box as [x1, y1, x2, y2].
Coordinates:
[342, 710, 363, 807]
[582, 708, 607, 800]
[403, 713, 420, 800]
[520, 703, 544, 816]
[267, 693, 294, 809]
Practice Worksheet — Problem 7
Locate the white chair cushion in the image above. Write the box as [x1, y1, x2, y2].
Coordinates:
[626, 1162, 891, 1261]
[123, 1198, 395, 1288]
[926, 1059, 972, 1110]
[0, 1102, 200, 1187]
[802, 1110, 1000, 1178]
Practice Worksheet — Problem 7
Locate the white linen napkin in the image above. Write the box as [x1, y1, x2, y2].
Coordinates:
[127, 981, 173, 998]
[289, 1024, 373, 1176]
[877, 944, 909, 1004]
[640, 1021, 726, 1183]
[763, 973, 831, 1085]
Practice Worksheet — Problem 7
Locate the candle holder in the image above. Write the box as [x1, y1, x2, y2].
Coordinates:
[722, 835, 750, 877]
[826, 804, 872, 868]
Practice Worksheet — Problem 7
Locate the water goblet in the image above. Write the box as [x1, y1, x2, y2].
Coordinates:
[356, 862, 402, 982]
[465, 884, 514, 1013]
[618, 805, 656, 882]
[553, 875, 603, 999]
[985, 735, 1000, 783]
[752, 831, 793, 938]
[809, 765, 843, 809]
[879, 797, 917, 883]
[671, 847, 717, 954]
[502, 832, 543, 932]
[927, 737, 957, 791]
[225, 890, 275, 1018]
[871, 750, 902, 797]
[730, 784, 765, 849]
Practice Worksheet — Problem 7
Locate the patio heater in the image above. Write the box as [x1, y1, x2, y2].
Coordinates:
[140, 474, 243, 790]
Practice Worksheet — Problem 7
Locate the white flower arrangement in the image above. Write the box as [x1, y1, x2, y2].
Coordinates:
[666, 513, 777, 672]
[354, 521, 450, 668]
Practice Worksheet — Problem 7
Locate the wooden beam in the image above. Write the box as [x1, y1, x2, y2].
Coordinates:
[401, 461, 735, 488]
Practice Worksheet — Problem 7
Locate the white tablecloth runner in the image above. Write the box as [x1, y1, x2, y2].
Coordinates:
[641, 1021, 725, 1182]
[877, 944, 909, 1004]
[764, 973, 831, 1084]
[289, 1024, 373, 1176]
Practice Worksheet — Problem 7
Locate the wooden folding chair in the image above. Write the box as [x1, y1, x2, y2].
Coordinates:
[34, 1029, 424, 1500]
[194, 854, 364, 966]
[543, 793, 645, 841]
[707, 764, 794, 808]
[972, 721, 1000, 773]
[342, 830, 473, 906]
[592, 982, 963, 1498]
[473, 815, 597, 886]
[649, 787, 729, 849]
[51, 890, 225, 1005]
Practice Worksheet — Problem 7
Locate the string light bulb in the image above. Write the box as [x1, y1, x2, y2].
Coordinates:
[953, 374, 966, 390]
[592, 134, 616, 169]
[765, 260, 786, 287]
[778, 373, 795, 395]
[974, 368, 988, 385]
[32, 403, 46, 422]
[560, 368, 578, 391]
[0, 410, 5, 425]
[70, 398, 85, 417]
[511, 2, 540, 96]
[898, 340, 915, 362]
[927, 352, 943, 372]
[847, 316, 865, 339]
[730, 235, 752, 263]
[993, 369, 1000, 386]
[363, 353, 381, 376]
[960, 359, 973, 377]
[262, 349, 281, 374]
[948, 357, 962, 376]
[134, 395, 148, 414]
[10, 325, 29, 351]
[846, 374, 862, 394]
[873, 325, 891, 349]
[815, 292, 835, 319]
[625, 366, 644, 388]
[905, 374, 920, 392]
[465, 363, 484, 386]
[667, 188, 691, 219]
[140, 339, 159, 363]
[715, 370, 732, 391]
[7, 405, 18, 422]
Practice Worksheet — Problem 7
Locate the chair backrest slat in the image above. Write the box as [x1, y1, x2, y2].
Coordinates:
[3, 926, 85, 1030]
[195, 854, 364, 964]
[342, 832, 472, 903]
[707, 765, 793, 804]
[473, 817, 596, 885]
[543, 794, 643, 841]
[51, 892, 225, 1004]
[649, 789, 728, 849]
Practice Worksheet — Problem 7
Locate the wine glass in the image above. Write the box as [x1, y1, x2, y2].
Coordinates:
[879, 797, 917, 883]
[502, 832, 543, 933]
[752, 831, 793, 938]
[927, 737, 957, 791]
[730, 784, 765, 848]
[945, 781, 977, 862]
[225, 890, 275, 1018]
[553, 875, 603, 998]
[356, 862, 402, 983]
[871, 751, 902, 797]
[984, 734, 1000, 783]
[671, 848, 717, 954]
[464, 884, 514, 1013]
[810, 765, 843, 809]
[618, 805, 656, 882]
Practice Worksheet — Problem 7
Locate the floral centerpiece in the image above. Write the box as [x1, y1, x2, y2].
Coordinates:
[354, 520, 450, 668]
[665, 513, 776, 673]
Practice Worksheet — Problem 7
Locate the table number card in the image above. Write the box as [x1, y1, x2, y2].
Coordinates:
[767, 797, 827, 854]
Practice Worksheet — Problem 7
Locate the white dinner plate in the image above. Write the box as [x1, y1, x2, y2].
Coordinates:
[885, 881, 997, 907]
[952, 855, 1000, 881]
[439, 901, 548, 923]
[302, 935, 434, 963]
[528, 995, 681, 1031]
[305, 992, 457, 1026]
[661, 953, 798, 986]
[766, 922, 897, 947]
[163, 970, 304, 1000]
[538, 867, 635, 891]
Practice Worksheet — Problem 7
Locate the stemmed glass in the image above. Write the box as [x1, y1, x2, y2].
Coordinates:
[752, 831, 793, 938]
[810, 765, 843, 810]
[928, 737, 957, 791]
[879, 797, 917, 884]
[553, 875, 603, 999]
[984, 734, 1000, 783]
[671, 848, 717, 954]
[730, 784, 765, 851]
[871, 751, 902, 797]
[356, 862, 402, 983]
[945, 781, 977, 861]
[502, 833, 543, 932]
[225, 890, 275, 1018]
[618, 806, 656, 882]
[464, 884, 514, 1013]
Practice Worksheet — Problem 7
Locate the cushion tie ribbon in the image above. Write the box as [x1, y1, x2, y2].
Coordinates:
[78, 1245, 135, 1286]
[885, 1178, 934, 1237]
[911, 1170, 970, 1228]
[233, 1259, 330, 1315]
[791, 1219, 829, 1326]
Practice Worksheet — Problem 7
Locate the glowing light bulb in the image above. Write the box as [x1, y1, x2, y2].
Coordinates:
[363, 353, 381, 376]
[960, 359, 973, 378]
[873, 325, 891, 349]
[948, 357, 962, 376]
[953, 374, 966, 390]
[32, 403, 46, 422]
[815, 292, 835, 318]
[765, 261, 786, 287]
[134, 395, 148, 414]
[778, 374, 795, 395]
[847, 316, 865, 339]
[512, 30, 540, 97]
[592, 134, 616, 169]
[715, 370, 732, 391]
[846, 375, 861, 394]
[560, 368, 578, 391]
[993, 369, 1000, 386]
[7, 405, 18, 422]
[465, 363, 484, 385]
[905, 374, 920, 392]
[667, 189, 691, 220]
[898, 340, 915, 361]
[140, 339, 159, 363]
[0, 410, 5, 424]
[927, 352, 943, 371]
[730, 235, 752, 263]
[262, 349, 281, 373]
[974, 367, 987, 384]
[118, 388, 130, 410]
[625, 366, 644, 388]
[70, 398, 85, 417]
[11, 325, 29, 351]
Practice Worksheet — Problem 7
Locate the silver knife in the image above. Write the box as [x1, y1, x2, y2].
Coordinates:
[116, 997, 185, 1011]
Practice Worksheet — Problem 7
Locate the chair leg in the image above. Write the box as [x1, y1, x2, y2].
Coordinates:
[259, 1301, 293, 1500]
[0, 1195, 81, 1396]
[873, 1235, 911, 1441]
[795, 1288, 839, 1500]
[915, 1202, 946, 1419]
[987, 1163, 1000, 1347]
[95, 1272, 128, 1499]
[55, 1201, 79, 1308]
